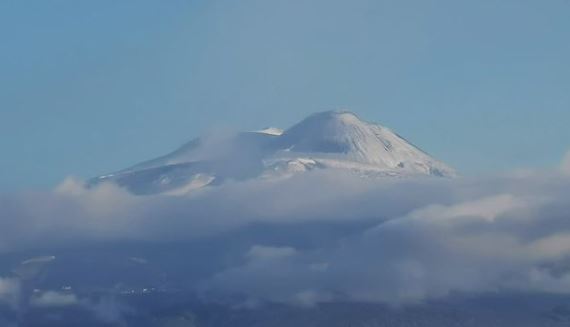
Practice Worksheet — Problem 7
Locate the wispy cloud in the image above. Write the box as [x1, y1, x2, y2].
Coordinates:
[30, 291, 78, 308]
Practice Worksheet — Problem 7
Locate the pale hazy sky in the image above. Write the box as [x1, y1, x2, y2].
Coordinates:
[1, 0, 569, 189]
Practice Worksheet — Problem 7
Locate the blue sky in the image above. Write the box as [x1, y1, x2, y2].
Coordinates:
[1, 0, 569, 190]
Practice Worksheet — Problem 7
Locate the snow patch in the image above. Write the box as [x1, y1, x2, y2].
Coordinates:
[255, 127, 284, 136]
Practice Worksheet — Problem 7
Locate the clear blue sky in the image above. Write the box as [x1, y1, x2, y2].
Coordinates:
[1, 0, 569, 190]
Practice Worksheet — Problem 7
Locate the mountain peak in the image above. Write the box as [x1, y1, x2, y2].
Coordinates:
[94, 111, 455, 194]
[302, 110, 364, 125]
[280, 110, 387, 157]
[278, 110, 454, 176]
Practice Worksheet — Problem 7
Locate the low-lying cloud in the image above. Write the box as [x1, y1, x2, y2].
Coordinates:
[562, 151, 570, 176]
[2, 155, 570, 308]
[30, 291, 78, 308]
[0, 278, 19, 309]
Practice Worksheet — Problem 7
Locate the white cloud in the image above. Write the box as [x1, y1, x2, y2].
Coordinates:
[405, 194, 525, 222]
[200, 170, 570, 304]
[3, 162, 570, 306]
[30, 291, 78, 308]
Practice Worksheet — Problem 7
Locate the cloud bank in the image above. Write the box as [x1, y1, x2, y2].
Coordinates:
[0, 278, 19, 308]
[2, 155, 570, 307]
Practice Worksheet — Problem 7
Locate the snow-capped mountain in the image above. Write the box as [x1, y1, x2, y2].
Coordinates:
[92, 111, 455, 194]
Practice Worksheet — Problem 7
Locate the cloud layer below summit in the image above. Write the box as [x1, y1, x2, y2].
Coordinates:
[1, 154, 570, 305]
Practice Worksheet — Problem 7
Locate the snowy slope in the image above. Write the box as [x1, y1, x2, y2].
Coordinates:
[92, 111, 455, 194]
[271, 111, 454, 177]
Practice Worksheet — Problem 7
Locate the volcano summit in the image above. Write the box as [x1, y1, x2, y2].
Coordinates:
[94, 111, 455, 194]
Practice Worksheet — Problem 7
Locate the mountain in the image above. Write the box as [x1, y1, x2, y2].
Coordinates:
[92, 111, 455, 194]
